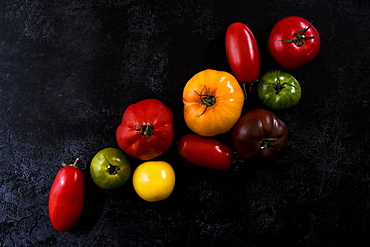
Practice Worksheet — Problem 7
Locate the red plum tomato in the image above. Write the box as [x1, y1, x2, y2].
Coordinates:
[225, 22, 260, 84]
[48, 159, 85, 232]
[177, 134, 233, 169]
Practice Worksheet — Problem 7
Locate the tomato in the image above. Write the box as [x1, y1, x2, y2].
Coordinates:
[116, 99, 174, 160]
[257, 70, 301, 110]
[225, 22, 260, 84]
[183, 69, 245, 137]
[90, 148, 131, 190]
[48, 158, 85, 232]
[232, 109, 288, 160]
[132, 161, 175, 202]
[268, 16, 320, 69]
[177, 134, 233, 169]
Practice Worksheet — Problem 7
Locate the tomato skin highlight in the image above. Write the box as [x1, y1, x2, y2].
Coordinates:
[225, 22, 260, 84]
[268, 16, 320, 69]
[232, 109, 288, 160]
[177, 134, 233, 169]
[116, 99, 174, 160]
[48, 165, 85, 232]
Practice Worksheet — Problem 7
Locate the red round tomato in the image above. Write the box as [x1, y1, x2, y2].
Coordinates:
[177, 134, 233, 169]
[116, 99, 174, 160]
[48, 159, 85, 232]
[232, 109, 288, 160]
[268, 16, 320, 69]
[225, 22, 260, 84]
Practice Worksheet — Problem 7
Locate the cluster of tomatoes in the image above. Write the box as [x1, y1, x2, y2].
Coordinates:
[48, 16, 320, 233]
[180, 16, 320, 165]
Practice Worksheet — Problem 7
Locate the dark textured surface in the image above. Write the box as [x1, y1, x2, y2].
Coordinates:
[1, 0, 370, 246]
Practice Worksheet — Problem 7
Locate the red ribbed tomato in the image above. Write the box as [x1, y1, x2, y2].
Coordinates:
[116, 99, 174, 160]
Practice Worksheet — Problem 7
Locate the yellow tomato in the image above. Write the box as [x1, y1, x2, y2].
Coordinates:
[132, 161, 175, 202]
[183, 69, 245, 137]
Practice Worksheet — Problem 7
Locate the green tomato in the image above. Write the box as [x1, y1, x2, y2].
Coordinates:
[257, 70, 301, 110]
[90, 147, 131, 190]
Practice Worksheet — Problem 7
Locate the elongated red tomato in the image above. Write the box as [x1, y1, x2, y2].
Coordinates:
[177, 134, 233, 169]
[48, 160, 85, 232]
[225, 22, 260, 84]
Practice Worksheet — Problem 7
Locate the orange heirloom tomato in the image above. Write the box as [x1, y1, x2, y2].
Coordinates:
[183, 69, 245, 137]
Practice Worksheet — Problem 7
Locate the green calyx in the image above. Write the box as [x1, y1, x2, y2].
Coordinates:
[260, 137, 278, 150]
[195, 86, 216, 116]
[280, 22, 318, 47]
[273, 70, 290, 94]
[134, 119, 154, 139]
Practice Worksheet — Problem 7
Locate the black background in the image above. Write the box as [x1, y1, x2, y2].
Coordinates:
[1, 0, 370, 246]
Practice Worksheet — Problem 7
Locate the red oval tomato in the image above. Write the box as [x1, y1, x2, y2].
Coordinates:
[116, 99, 174, 160]
[177, 134, 233, 169]
[232, 109, 288, 160]
[225, 22, 260, 84]
[268, 16, 320, 69]
[48, 160, 85, 232]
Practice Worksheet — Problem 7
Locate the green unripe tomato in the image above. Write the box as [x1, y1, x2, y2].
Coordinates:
[90, 148, 131, 190]
[257, 70, 302, 110]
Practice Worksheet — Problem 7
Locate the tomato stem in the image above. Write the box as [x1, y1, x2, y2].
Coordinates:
[134, 119, 154, 139]
[242, 82, 256, 101]
[260, 137, 278, 150]
[273, 70, 286, 94]
[195, 86, 216, 116]
[72, 158, 80, 167]
[232, 152, 244, 171]
[62, 157, 87, 170]
[279, 21, 318, 47]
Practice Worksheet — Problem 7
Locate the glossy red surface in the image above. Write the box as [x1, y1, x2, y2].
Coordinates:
[48, 166, 85, 232]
